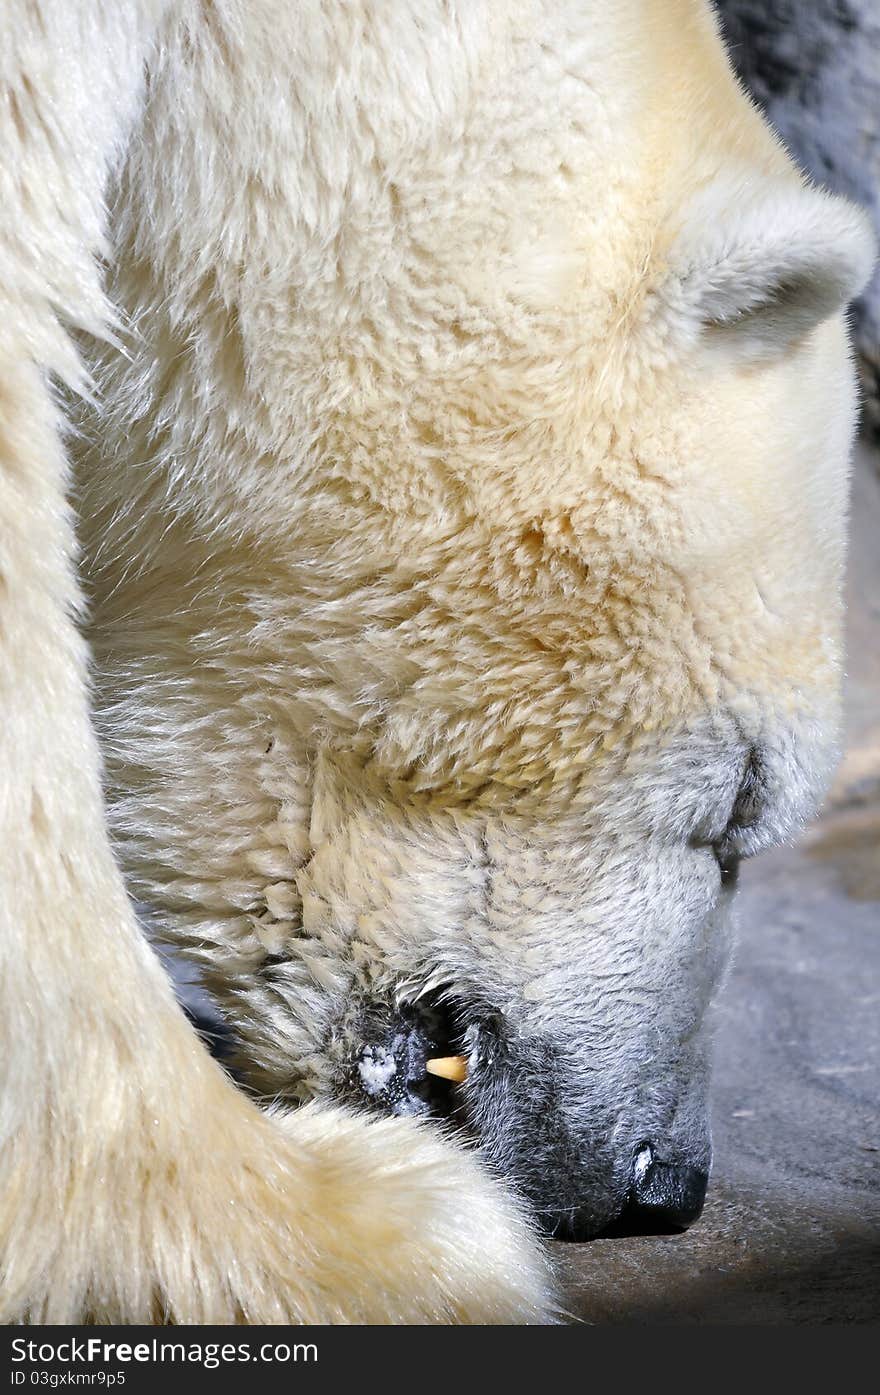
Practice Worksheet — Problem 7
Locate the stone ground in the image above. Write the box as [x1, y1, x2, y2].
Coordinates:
[557, 441, 880, 1324]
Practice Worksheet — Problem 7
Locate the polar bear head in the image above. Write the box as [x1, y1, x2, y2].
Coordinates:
[85, 0, 876, 1239]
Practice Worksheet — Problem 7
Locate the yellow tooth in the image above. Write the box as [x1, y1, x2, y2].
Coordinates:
[425, 1055, 468, 1083]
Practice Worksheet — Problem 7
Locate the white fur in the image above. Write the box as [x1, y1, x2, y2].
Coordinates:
[0, 0, 874, 1321]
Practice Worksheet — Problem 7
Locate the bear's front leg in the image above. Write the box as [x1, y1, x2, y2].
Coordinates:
[0, 353, 551, 1325]
[2, 915, 554, 1323]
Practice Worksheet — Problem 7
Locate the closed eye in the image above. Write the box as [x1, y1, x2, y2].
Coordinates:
[715, 846, 741, 888]
[711, 749, 765, 889]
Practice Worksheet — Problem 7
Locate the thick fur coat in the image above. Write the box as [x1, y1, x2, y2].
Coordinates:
[0, 0, 874, 1322]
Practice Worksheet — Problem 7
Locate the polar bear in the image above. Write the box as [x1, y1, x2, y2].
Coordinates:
[0, 0, 873, 1323]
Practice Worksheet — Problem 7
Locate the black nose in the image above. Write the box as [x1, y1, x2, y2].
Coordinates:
[538, 1145, 709, 1242]
[610, 1144, 709, 1235]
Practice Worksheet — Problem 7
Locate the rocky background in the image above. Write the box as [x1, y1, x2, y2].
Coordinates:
[714, 0, 880, 442]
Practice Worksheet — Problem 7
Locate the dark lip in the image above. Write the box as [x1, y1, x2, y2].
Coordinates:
[344, 988, 468, 1118]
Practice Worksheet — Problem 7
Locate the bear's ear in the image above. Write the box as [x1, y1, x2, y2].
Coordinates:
[664, 177, 876, 362]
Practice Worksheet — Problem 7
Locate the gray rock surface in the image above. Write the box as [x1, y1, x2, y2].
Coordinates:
[714, 0, 880, 441]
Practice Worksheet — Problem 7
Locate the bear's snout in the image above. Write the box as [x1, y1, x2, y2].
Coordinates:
[345, 995, 712, 1242]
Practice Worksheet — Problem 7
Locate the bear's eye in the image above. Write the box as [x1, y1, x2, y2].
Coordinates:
[714, 846, 742, 888]
[728, 749, 764, 831]
[712, 750, 764, 888]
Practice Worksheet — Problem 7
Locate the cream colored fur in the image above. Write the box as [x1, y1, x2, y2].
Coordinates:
[0, 0, 874, 1322]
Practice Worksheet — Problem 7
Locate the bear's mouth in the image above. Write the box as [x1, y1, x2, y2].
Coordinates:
[343, 991, 471, 1119]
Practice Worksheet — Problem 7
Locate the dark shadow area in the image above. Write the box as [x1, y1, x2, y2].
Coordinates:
[557, 1232, 880, 1324]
